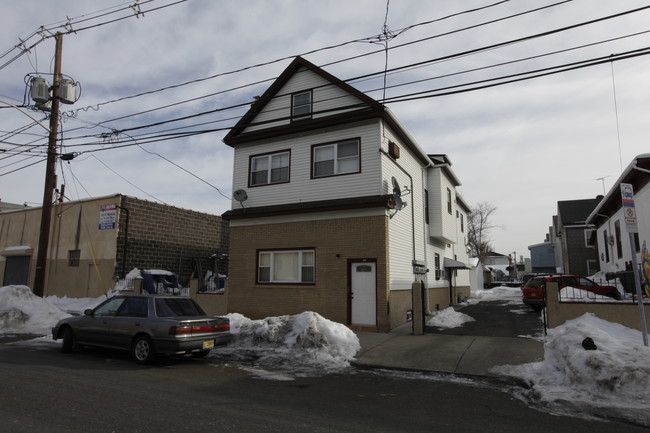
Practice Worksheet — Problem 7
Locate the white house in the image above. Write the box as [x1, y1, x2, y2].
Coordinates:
[221, 57, 470, 332]
[587, 154, 650, 294]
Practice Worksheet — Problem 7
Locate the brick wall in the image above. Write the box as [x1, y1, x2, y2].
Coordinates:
[227, 215, 391, 330]
[115, 196, 229, 284]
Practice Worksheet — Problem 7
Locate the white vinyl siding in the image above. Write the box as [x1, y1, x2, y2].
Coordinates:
[231, 121, 381, 208]
[244, 67, 364, 133]
[381, 128, 427, 291]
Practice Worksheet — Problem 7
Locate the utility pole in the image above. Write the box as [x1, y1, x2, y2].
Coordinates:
[33, 33, 63, 297]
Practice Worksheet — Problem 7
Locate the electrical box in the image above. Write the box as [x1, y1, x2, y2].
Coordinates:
[30, 77, 50, 104]
[59, 79, 76, 104]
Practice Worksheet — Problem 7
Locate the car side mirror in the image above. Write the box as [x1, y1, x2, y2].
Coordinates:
[84, 309, 94, 316]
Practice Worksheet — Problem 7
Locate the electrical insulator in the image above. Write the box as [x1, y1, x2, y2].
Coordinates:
[30, 77, 50, 104]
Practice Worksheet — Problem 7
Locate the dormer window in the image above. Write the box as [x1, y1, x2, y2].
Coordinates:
[292, 90, 312, 120]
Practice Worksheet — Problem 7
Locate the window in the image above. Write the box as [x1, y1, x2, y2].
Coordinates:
[258, 250, 315, 283]
[312, 139, 360, 178]
[68, 250, 80, 267]
[434, 253, 444, 280]
[250, 151, 290, 186]
[116, 297, 149, 318]
[447, 188, 452, 214]
[460, 214, 464, 233]
[292, 90, 312, 120]
[614, 220, 623, 259]
[424, 189, 430, 224]
[603, 230, 610, 262]
[586, 260, 598, 276]
[584, 229, 595, 248]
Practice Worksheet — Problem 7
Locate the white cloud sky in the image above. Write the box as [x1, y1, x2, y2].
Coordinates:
[1, 0, 649, 257]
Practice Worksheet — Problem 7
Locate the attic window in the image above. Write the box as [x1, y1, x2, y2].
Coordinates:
[292, 90, 312, 120]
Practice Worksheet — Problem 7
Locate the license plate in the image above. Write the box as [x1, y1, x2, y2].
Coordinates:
[202, 340, 215, 350]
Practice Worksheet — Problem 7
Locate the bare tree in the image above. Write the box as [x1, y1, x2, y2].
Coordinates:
[467, 202, 497, 262]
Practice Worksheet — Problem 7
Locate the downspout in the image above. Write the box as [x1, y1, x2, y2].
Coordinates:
[380, 148, 434, 314]
[117, 205, 129, 279]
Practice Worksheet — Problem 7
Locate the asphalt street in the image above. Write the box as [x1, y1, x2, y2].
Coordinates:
[425, 300, 544, 338]
[0, 340, 646, 433]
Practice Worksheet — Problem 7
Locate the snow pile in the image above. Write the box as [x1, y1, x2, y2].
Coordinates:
[469, 285, 522, 304]
[0, 285, 71, 335]
[426, 307, 475, 328]
[46, 295, 106, 315]
[213, 311, 360, 374]
[494, 313, 650, 419]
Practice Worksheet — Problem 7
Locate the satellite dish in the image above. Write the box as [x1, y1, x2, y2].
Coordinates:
[392, 176, 401, 197]
[233, 189, 248, 206]
[390, 177, 407, 217]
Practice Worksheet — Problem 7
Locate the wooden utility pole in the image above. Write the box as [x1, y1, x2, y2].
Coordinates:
[33, 33, 63, 297]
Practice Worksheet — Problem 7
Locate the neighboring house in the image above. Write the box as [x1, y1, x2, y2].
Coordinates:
[586, 154, 650, 291]
[483, 251, 510, 279]
[528, 241, 556, 273]
[528, 226, 558, 273]
[556, 196, 602, 276]
[0, 194, 228, 298]
[221, 57, 470, 332]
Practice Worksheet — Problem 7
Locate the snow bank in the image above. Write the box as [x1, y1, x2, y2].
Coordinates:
[469, 285, 522, 304]
[0, 285, 70, 335]
[213, 312, 360, 374]
[493, 313, 650, 416]
[426, 307, 475, 328]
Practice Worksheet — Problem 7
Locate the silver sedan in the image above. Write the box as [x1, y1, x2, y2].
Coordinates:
[52, 294, 231, 364]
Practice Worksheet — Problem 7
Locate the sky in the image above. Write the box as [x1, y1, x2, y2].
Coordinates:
[3, 283, 649, 424]
[1, 0, 650, 258]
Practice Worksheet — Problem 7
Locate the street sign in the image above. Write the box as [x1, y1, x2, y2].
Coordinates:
[620, 183, 638, 232]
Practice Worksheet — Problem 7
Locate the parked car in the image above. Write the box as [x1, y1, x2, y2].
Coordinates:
[521, 274, 620, 311]
[52, 294, 231, 364]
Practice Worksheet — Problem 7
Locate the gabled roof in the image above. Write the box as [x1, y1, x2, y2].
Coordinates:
[223, 56, 383, 146]
[587, 154, 650, 226]
[221, 57, 431, 165]
[557, 197, 602, 226]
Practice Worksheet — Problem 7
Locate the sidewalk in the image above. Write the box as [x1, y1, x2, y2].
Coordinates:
[352, 323, 544, 378]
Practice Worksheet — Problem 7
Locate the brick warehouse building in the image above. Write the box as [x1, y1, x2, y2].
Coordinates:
[0, 194, 228, 298]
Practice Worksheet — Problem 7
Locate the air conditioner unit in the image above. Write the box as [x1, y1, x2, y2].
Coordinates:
[30, 77, 50, 104]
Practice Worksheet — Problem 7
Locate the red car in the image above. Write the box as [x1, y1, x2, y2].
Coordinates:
[521, 274, 620, 311]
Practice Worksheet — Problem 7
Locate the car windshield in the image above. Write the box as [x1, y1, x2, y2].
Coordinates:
[155, 298, 206, 317]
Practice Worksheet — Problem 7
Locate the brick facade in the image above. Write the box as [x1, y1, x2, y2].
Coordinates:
[115, 196, 229, 284]
[227, 215, 391, 331]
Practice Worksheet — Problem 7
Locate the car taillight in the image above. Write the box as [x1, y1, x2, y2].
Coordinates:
[169, 323, 230, 335]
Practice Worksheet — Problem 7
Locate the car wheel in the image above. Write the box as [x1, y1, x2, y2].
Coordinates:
[132, 335, 156, 364]
[61, 326, 75, 353]
[192, 350, 211, 358]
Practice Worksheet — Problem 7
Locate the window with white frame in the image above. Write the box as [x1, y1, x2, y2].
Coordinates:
[584, 228, 595, 248]
[312, 139, 360, 178]
[291, 90, 312, 120]
[250, 151, 290, 186]
[258, 250, 315, 283]
[447, 188, 452, 214]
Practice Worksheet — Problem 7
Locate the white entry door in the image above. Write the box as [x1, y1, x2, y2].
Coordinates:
[351, 262, 376, 326]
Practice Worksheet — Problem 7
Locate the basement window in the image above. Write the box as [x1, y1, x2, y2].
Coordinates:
[68, 250, 80, 267]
